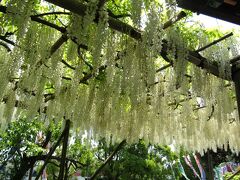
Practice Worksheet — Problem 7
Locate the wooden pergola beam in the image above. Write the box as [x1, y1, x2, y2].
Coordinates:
[44, 0, 142, 39]
[43, 0, 240, 119]
[196, 32, 233, 53]
[44, 0, 229, 80]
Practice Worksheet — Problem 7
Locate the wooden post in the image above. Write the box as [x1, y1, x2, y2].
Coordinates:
[232, 69, 240, 119]
[35, 122, 68, 180]
[58, 119, 71, 180]
[207, 151, 214, 180]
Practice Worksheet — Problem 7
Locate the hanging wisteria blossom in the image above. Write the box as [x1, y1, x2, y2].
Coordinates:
[0, 0, 239, 153]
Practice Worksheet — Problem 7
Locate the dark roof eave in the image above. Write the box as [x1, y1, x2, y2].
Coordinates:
[177, 0, 240, 26]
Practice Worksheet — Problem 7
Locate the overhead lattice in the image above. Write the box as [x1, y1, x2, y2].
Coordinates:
[0, 0, 240, 153]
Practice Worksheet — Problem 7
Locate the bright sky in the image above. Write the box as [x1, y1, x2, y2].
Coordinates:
[192, 13, 239, 31]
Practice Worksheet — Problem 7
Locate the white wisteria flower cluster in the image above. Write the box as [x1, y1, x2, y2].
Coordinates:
[0, 0, 239, 153]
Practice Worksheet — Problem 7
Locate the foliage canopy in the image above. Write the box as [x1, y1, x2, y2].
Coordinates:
[0, 118, 182, 179]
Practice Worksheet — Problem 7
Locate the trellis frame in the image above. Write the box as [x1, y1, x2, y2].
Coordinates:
[44, 0, 240, 117]
[1, 0, 240, 179]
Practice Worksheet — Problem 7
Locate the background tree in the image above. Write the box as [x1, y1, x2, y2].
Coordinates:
[0, 118, 182, 179]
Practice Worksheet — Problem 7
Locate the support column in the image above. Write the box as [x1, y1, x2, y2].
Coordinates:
[233, 69, 240, 120]
[35, 120, 70, 180]
[207, 151, 214, 180]
[58, 119, 71, 180]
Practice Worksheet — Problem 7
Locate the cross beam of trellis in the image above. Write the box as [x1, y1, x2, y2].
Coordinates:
[44, 0, 240, 118]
